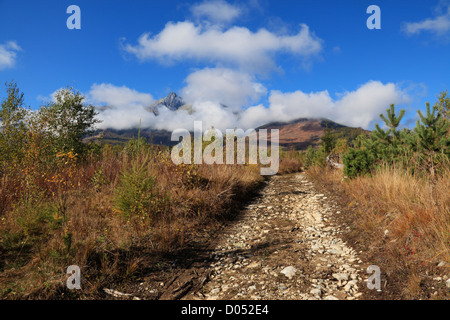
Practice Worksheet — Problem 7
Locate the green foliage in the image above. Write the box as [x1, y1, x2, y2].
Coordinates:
[327, 126, 367, 147]
[305, 126, 357, 169]
[91, 166, 108, 191]
[343, 95, 450, 179]
[114, 155, 156, 221]
[36, 87, 101, 157]
[123, 137, 149, 156]
[304, 145, 327, 168]
[321, 127, 335, 154]
[122, 120, 149, 156]
[379, 104, 405, 139]
[0, 82, 102, 176]
[0, 81, 29, 166]
[333, 138, 349, 155]
[413, 103, 450, 154]
[343, 148, 376, 178]
[434, 90, 450, 120]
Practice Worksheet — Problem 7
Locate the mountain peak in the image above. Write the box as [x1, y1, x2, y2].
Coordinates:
[146, 92, 190, 115]
[156, 92, 185, 111]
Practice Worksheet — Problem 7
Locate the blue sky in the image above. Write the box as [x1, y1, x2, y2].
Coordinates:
[1, 0, 449, 131]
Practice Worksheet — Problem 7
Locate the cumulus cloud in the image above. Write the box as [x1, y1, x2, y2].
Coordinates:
[88, 83, 155, 130]
[191, 0, 242, 25]
[124, 21, 322, 73]
[239, 81, 409, 129]
[90, 80, 408, 132]
[403, 4, 450, 36]
[181, 67, 267, 111]
[88, 83, 239, 132]
[89, 83, 154, 107]
[332, 82, 410, 128]
[0, 41, 21, 70]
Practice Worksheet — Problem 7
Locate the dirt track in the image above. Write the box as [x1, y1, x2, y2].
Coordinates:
[133, 172, 367, 301]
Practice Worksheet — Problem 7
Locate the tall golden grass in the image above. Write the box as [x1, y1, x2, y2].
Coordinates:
[307, 164, 449, 298]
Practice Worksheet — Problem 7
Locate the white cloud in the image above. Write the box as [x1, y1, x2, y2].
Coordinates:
[403, 4, 450, 36]
[0, 41, 21, 70]
[181, 67, 267, 110]
[89, 83, 239, 132]
[239, 81, 409, 129]
[124, 21, 322, 73]
[88, 80, 407, 133]
[88, 83, 155, 130]
[239, 89, 333, 128]
[333, 81, 410, 128]
[89, 83, 154, 107]
[191, 0, 242, 25]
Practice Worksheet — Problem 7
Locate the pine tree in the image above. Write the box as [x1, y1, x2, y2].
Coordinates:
[378, 104, 405, 141]
[321, 127, 335, 154]
[343, 105, 407, 177]
[370, 104, 407, 163]
[434, 90, 450, 120]
[414, 103, 450, 154]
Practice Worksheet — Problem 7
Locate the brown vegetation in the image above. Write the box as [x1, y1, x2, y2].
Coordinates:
[0, 139, 303, 299]
[307, 165, 449, 299]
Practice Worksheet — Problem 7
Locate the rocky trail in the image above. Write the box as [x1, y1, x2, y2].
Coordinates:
[139, 173, 365, 300]
[110, 173, 369, 300]
[188, 173, 365, 300]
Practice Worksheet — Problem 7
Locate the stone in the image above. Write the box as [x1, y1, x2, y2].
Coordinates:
[103, 288, 133, 298]
[328, 249, 345, 256]
[323, 295, 339, 300]
[437, 261, 447, 267]
[278, 284, 288, 290]
[333, 273, 349, 281]
[310, 288, 322, 296]
[246, 261, 259, 269]
[344, 280, 358, 292]
[281, 266, 297, 279]
[210, 288, 221, 295]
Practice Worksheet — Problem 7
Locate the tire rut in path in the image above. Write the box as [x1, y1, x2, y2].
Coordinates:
[183, 172, 365, 300]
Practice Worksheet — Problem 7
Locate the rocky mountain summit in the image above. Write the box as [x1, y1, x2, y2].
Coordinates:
[146, 92, 194, 115]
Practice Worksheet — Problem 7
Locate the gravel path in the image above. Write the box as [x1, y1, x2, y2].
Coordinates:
[192, 173, 365, 300]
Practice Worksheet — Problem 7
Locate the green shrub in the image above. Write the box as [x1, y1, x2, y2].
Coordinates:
[304, 145, 327, 168]
[343, 148, 376, 178]
[114, 155, 156, 221]
[342, 94, 450, 179]
[123, 137, 149, 156]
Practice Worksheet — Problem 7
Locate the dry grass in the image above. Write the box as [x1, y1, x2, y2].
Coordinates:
[307, 164, 449, 299]
[0, 145, 267, 299]
[345, 166, 449, 266]
[278, 148, 304, 174]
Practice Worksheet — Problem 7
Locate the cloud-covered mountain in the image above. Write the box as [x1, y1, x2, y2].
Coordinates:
[92, 92, 367, 150]
[146, 92, 194, 115]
